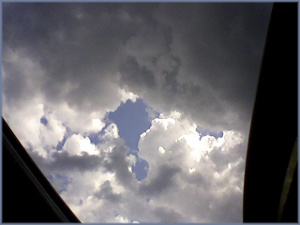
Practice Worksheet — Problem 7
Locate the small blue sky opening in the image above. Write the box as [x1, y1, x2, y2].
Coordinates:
[132, 159, 149, 181]
[40, 116, 48, 126]
[54, 99, 153, 181]
[56, 127, 74, 151]
[108, 98, 152, 180]
[47, 173, 73, 194]
[56, 135, 68, 151]
[108, 98, 152, 151]
[196, 126, 224, 139]
[88, 122, 111, 145]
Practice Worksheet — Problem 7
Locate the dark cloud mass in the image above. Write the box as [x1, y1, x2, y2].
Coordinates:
[4, 3, 134, 111]
[103, 140, 136, 188]
[119, 57, 156, 90]
[2, 3, 272, 223]
[48, 151, 102, 171]
[147, 3, 272, 131]
[3, 3, 272, 132]
[139, 164, 181, 196]
[94, 180, 122, 202]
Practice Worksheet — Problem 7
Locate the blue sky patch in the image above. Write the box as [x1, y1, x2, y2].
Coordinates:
[40, 116, 48, 126]
[132, 159, 149, 181]
[108, 98, 152, 180]
[108, 98, 152, 151]
[196, 126, 224, 139]
[56, 127, 74, 151]
[88, 123, 110, 145]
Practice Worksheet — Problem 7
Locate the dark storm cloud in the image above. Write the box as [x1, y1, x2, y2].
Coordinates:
[3, 3, 156, 111]
[119, 57, 156, 90]
[3, 3, 272, 132]
[121, 3, 272, 132]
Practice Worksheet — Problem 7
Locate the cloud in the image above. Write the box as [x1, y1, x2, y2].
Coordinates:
[63, 134, 99, 156]
[93, 180, 122, 202]
[102, 140, 137, 188]
[2, 3, 272, 223]
[136, 112, 245, 222]
[3, 3, 139, 134]
[22, 109, 246, 223]
[119, 3, 272, 132]
[138, 164, 181, 196]
[3, 3, 272, 133]
[153, 206, 184, 223]
[100, 123, 120, 141]
[47, 151, 102, 172]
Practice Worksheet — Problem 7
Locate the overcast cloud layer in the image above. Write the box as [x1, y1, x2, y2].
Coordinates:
[3, 3, 272, 223]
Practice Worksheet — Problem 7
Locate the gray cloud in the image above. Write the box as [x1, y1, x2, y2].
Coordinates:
[119, 57, 156, 91]
[94, 180, 122, 202]
[153, 206, 184, 223]
[139, 164, 181, 196]
[212, 147, 245, 173]
[182, 170, 209, 188]
[124, 3, 272, 132]
[2, 61, 28, 103]
[34, 151, 102, 172]
[3, 3, 272, 132]
[210, 188, 243, 222]
[103, 140, 136, 188]
[4, 3, 136, 112]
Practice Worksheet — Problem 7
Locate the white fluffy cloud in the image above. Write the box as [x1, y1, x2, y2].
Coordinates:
[137, 112, 245, 222]
[2, 3, 272, 223]
[63, 134, 98, 156]
[26, 111, 246, 222]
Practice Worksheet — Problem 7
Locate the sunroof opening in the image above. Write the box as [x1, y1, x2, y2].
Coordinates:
[2, 3, 273, 223]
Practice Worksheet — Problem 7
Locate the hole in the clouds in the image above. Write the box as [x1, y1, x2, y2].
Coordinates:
[132, 158, 149, 181]
[108, 98, 154, 180]
[88, 122, 110, 145]
[196, 126, 224, 139]
[108, 98, 153, 151]
[56, 136, 67, 151]
[56, 127, 73, 151]
[40, 116, 48, 126]
[47, 173, 73, 194]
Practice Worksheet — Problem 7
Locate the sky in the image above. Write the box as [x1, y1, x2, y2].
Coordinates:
[108, 99, 152, 180]
[2, 3, 272, 223]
